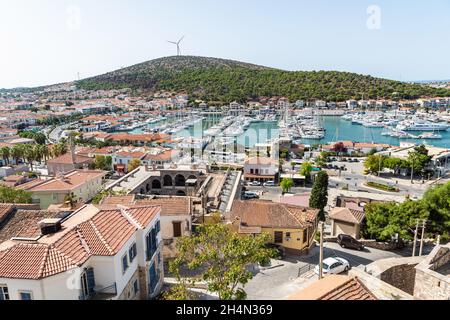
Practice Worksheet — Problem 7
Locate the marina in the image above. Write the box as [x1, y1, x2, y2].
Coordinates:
[121, 112, 450, 149]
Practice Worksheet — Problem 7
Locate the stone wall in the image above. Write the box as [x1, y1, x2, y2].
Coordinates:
[349, 267, 414, 300]
[413, 245, 450, 300]
[379, 262, 418, 295]
[365, 256, 425, 296]
[117, 269, 140, 300]
[414, 268, 449, 300]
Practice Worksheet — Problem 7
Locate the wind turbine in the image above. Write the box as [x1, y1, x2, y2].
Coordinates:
[167, 36, 185, 56]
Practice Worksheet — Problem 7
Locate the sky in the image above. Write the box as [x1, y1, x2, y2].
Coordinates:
[1, 0, 450, 88]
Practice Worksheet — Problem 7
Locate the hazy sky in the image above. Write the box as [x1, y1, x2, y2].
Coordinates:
[1, 0, 450, 88]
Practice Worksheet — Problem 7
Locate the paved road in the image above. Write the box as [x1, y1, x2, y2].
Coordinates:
[243, 241, 435, 300]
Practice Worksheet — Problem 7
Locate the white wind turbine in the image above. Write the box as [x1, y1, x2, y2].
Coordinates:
[167, 36, 185, 56]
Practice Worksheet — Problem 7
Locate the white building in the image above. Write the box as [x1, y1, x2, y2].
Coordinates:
[0, 204, 164, 300]
[243, 157, 279, 183]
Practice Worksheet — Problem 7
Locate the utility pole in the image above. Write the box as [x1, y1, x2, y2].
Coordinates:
[419, 219, 426, 256]
[412, 219, 419, 257]
[410, 157, 414, 184]
[319, 222, 324, 280]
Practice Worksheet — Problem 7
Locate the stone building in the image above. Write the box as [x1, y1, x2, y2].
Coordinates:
[414, 244, 450, 300]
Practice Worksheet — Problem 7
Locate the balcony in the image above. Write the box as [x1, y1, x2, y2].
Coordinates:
[79, 283, 117, 301]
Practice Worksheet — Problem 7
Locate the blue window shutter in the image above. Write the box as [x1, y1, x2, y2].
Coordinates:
[86, 268, 96, 294]
[156, 220, 161, 233]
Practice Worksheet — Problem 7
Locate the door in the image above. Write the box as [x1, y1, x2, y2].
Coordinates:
[274, 231, 283, 244]
[149, 263, 158, 295]
[173, 222, 182, 238]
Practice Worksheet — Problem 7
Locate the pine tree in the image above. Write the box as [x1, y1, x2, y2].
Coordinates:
[309, 171, 329, 221]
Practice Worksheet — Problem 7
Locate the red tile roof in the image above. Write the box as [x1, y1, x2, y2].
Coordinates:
[0, 204, 160, 279]
[288, 275, 377, 300]
[136, 197, 191, 216]
[329, 207, 366, 224]
[230, 200, 319, 229]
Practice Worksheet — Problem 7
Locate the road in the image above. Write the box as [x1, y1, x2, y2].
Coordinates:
[48, 123, 77, 143]
[243, 242, 434, 300]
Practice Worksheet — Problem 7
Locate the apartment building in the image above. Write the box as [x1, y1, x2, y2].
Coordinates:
[0, 204, 164, 300]
[17, 170, 106, 209]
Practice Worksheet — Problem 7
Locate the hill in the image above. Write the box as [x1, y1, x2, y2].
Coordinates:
[77, 56, 450, 103]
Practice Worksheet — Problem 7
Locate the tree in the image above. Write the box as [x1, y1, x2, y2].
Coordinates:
[408, 145, 431, 180]
[421, 182, 450, 241]
[364, 154, 386, 175]
[11, 145, 24, 165]
[280, 178, 294, 194]
[0, 147, 10, 165]
[309, 171, 329, 221]
[166, 224, 275, 300]
[299, 161, 313, 182]
[0, 186, 32, 204]
[64, 192, 77, 209]
[128, 159, 142, 172]
[332, 142, 347, 154]
[363, 182, 450, 242]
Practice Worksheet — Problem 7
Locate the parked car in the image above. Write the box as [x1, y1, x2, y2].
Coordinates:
[243, 191, 259, 200]
[249, 181, 262, 186]
[337, 234, 365, 251]
[314, 257, 350, 275]
[263, 181, 276, 187]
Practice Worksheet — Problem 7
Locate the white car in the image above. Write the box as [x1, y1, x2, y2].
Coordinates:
[263, 181, 276, 187]
[249, 181, 262, 186]
[314, 257, 350, 275]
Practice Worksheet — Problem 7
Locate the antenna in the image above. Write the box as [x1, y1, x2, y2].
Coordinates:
[77, 72, 80, 81]
[167, 36, 185, 56]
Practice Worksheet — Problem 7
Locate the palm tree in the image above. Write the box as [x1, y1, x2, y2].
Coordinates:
[11, 145, 24, 165]
[0, 147, 10, 165]
[23, 144, 36, 171]
[64, 192, 77, 209]
[42, 145, 50, 164]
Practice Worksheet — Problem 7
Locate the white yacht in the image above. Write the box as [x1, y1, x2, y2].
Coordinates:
[397, 121, 449, 131]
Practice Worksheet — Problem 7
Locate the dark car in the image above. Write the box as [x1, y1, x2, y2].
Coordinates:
[337, 234, 365, 251]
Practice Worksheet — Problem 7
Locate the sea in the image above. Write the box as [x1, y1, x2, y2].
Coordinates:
[130, 116, 450, 149]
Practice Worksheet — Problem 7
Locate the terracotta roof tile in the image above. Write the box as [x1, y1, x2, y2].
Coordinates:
[230, 200, 319, 229]
[288, 275, 377, 300]
[329, 207, 366, 224]
[0, 204, 160, 279]
[136, 197, 191, 216]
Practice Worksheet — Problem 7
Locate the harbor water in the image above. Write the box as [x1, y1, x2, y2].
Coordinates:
[130, 116, 450, 149]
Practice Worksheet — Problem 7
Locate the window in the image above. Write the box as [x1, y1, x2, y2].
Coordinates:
[156, 220, 161, 234]
[274, 231, 283, 244]
[145, 228, 157, 261]
[122, 254, 129, 273]
[19, 291, 33, 300]
[173, 221, 182, 238]
[133, 280, 139, 296]
[129, 243, 137, 263]
[80, 268, 96, 300]
[303, 229, 308, 243]
[0, 285, 9, 300]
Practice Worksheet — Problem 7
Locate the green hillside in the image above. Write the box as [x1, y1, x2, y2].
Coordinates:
[76, 56, 450, 104]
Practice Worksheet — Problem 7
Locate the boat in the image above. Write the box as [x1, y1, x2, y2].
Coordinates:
[397, 121, 449, 131]
[417, 133, 442, 139]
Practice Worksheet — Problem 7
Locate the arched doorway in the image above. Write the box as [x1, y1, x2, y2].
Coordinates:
[163, 175, 173, 187]
[152, 179, 162, 189]
[175, 174, 186, 187]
